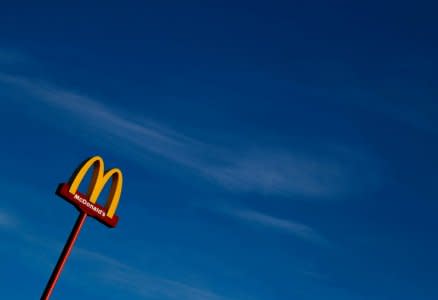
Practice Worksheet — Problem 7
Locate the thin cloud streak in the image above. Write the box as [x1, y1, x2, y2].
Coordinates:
[75, 248, 229, 300]
[0, 208, 232, 300]
[0, 73, 215, 169]
[0, 73, 381, 198]
[226, 208, 331, 246]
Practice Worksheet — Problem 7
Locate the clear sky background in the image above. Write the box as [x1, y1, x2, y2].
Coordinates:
[0, 1, 437, 299]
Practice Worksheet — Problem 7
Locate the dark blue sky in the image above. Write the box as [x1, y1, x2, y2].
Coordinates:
[0, 1, 437, 299]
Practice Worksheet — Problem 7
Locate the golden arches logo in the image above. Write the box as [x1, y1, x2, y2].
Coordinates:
[57, 155, 123, 227]
[69, 156, 122, 218]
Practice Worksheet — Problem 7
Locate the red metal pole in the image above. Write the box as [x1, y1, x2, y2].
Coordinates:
[41, 212, 87, 300]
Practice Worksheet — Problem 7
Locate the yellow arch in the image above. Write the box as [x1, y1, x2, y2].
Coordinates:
[69, 156, 123, 218]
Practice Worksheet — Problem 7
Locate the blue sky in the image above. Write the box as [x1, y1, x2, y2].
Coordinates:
[0, 1, 437, 299]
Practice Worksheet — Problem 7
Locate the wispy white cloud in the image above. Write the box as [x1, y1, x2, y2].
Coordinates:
[0, 72, 381, 198]
[74, 247, 228, 300]
[203, 145, 380, 197]
[0, 72, 211, 169]
[225, 208, 330, 246]
[0, 208, 233, 300]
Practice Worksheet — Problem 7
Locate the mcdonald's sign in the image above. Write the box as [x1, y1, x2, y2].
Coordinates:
[41, 155, 124, 299]
[56, 155, 123, 228]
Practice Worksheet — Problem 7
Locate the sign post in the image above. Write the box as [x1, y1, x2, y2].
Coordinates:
[41, 156, 123, 300]
[40, 212, 87, 300]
